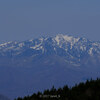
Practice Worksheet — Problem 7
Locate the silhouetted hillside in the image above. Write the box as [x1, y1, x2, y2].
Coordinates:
[15, 78, 100, 100]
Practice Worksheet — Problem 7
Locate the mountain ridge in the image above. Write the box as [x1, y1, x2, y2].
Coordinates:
[0, 34, 100, 99]
[0, 34, 100, 67]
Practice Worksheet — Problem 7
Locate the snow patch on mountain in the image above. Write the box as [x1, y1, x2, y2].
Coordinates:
[53, 34, 80, 50]
[18, 43, 25, 47]
[88, 48, 93, 56]
[0, 41, 12, 47]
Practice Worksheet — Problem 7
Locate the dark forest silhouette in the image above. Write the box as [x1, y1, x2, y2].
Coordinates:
[15, 78, 100, 100]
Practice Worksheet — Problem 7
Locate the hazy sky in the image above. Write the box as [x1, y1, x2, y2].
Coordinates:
[0, 0, 100, 43]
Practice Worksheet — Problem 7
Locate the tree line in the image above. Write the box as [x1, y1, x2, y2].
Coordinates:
[15, 78, 100, 100]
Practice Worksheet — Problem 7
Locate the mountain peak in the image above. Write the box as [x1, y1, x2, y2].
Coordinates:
[56, 34, 72, 40]
[54, 34, 80, 47]
[0, 34, 100, 58]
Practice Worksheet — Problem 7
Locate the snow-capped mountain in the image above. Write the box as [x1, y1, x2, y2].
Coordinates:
[0, 34, 100, 99]
[0, 34, 100, 66]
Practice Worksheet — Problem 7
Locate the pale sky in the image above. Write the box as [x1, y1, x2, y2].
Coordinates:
[0, 0, 100, 43]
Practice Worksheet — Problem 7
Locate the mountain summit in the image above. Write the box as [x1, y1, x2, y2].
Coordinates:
[0, 34, 100, 99]
[0, 34, 100, 67]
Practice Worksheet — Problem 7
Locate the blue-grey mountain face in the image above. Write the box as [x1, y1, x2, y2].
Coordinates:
[0, 34, 100, 99]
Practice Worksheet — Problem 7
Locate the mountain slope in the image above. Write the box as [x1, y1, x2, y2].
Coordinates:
[0, 34, 100, 99]
[0, 34, 100, 66]
[0, 94, 10, 100]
